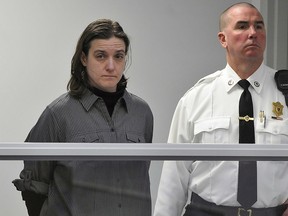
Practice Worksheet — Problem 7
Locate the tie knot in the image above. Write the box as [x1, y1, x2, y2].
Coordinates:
[238, 79, 250, 90]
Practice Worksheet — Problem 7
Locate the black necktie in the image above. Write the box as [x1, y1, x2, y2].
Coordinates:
[237, 79, 257, 208]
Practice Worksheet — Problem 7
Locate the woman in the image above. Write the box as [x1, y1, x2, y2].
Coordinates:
[13, 19, 153, 216]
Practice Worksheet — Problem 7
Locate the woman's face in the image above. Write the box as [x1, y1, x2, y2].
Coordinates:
[81, 37, 126, 92]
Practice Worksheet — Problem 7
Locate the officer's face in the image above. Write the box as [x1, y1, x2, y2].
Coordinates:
[218, 5, 266, 63]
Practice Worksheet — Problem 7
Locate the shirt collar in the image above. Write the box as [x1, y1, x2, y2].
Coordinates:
[248, 63, 266, 94]
[223, 63, 266, 94]
[79, 89, 131, 112]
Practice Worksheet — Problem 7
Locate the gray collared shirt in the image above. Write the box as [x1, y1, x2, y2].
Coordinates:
[15, 89, 153, 216]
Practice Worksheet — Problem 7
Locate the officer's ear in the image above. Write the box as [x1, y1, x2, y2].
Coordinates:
[218, 31, 227, 48]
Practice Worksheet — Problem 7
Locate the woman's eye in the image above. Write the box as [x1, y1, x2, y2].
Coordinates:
[115, 53, 125, 61]
[116, 54, 124, 59]
[96, 54, 105, 59]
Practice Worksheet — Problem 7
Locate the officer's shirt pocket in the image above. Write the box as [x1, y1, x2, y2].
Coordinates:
[256, 118, 288, 144]
[193, 116, 230, 143]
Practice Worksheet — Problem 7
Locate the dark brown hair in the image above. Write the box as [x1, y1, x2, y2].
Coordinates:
[67, 19, 130, 98]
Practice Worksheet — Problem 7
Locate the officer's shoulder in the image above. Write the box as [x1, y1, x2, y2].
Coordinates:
[184, 70, 222, 95]
[195, 70, 222, 86]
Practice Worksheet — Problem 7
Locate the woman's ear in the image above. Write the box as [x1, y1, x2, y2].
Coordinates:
[81, 52, 87, 66]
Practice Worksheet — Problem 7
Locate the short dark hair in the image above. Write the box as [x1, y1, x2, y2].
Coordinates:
[67, 19, 130, 98]
[219, 2, 260, 31]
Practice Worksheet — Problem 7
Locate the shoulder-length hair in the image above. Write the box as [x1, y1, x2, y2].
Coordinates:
[67, 19, 130, 98]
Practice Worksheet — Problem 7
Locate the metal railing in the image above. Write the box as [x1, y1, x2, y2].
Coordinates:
[1, 143, 288, 160]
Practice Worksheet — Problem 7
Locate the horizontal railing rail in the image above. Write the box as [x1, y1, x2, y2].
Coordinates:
[1, 143, 288, 160]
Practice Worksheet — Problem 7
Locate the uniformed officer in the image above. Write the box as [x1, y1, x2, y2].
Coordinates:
[153, 2, 288, 216]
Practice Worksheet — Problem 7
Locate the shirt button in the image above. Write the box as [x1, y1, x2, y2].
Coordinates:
[111, 128, 115, 132]
[118, 203, 122, 208]
[228, 80, 234, 85]
[254, 81, 260, 87]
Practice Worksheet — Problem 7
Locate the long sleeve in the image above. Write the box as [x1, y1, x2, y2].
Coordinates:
[154, 99, 192, 216]
[154, 161, 191, 216]
[13, 107, 59, 213]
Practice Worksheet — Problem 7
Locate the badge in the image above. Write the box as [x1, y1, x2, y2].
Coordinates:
[272, 102, 284, 120]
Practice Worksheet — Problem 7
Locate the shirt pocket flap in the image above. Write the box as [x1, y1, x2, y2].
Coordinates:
[71, 133, 100, 143]
[194, 117, 230, 136]
[126, 133, 145, 143]
[258, 118, 288, 135]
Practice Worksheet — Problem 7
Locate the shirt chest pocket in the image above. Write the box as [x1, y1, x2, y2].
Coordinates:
[126, 133, 145, 143]
[193, 117, 231, 143]
[69, 133, 101, 143]
[256, 118, 288, 144]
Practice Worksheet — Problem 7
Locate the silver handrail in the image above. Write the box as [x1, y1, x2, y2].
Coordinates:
[1, 143, 288, 160]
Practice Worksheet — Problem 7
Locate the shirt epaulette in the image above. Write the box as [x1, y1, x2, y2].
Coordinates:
[183, 70, 222, 97]
[194, 70, 222, 87]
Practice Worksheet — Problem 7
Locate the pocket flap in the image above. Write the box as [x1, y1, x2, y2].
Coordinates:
[126, 133, 144, 143]
[71, 133, 100, 142]
[257, 118, 288, 135]
[194, 117, 230, 136]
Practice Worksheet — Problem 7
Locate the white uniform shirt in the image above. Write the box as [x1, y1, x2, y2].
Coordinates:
[153, 63, 288, 216]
